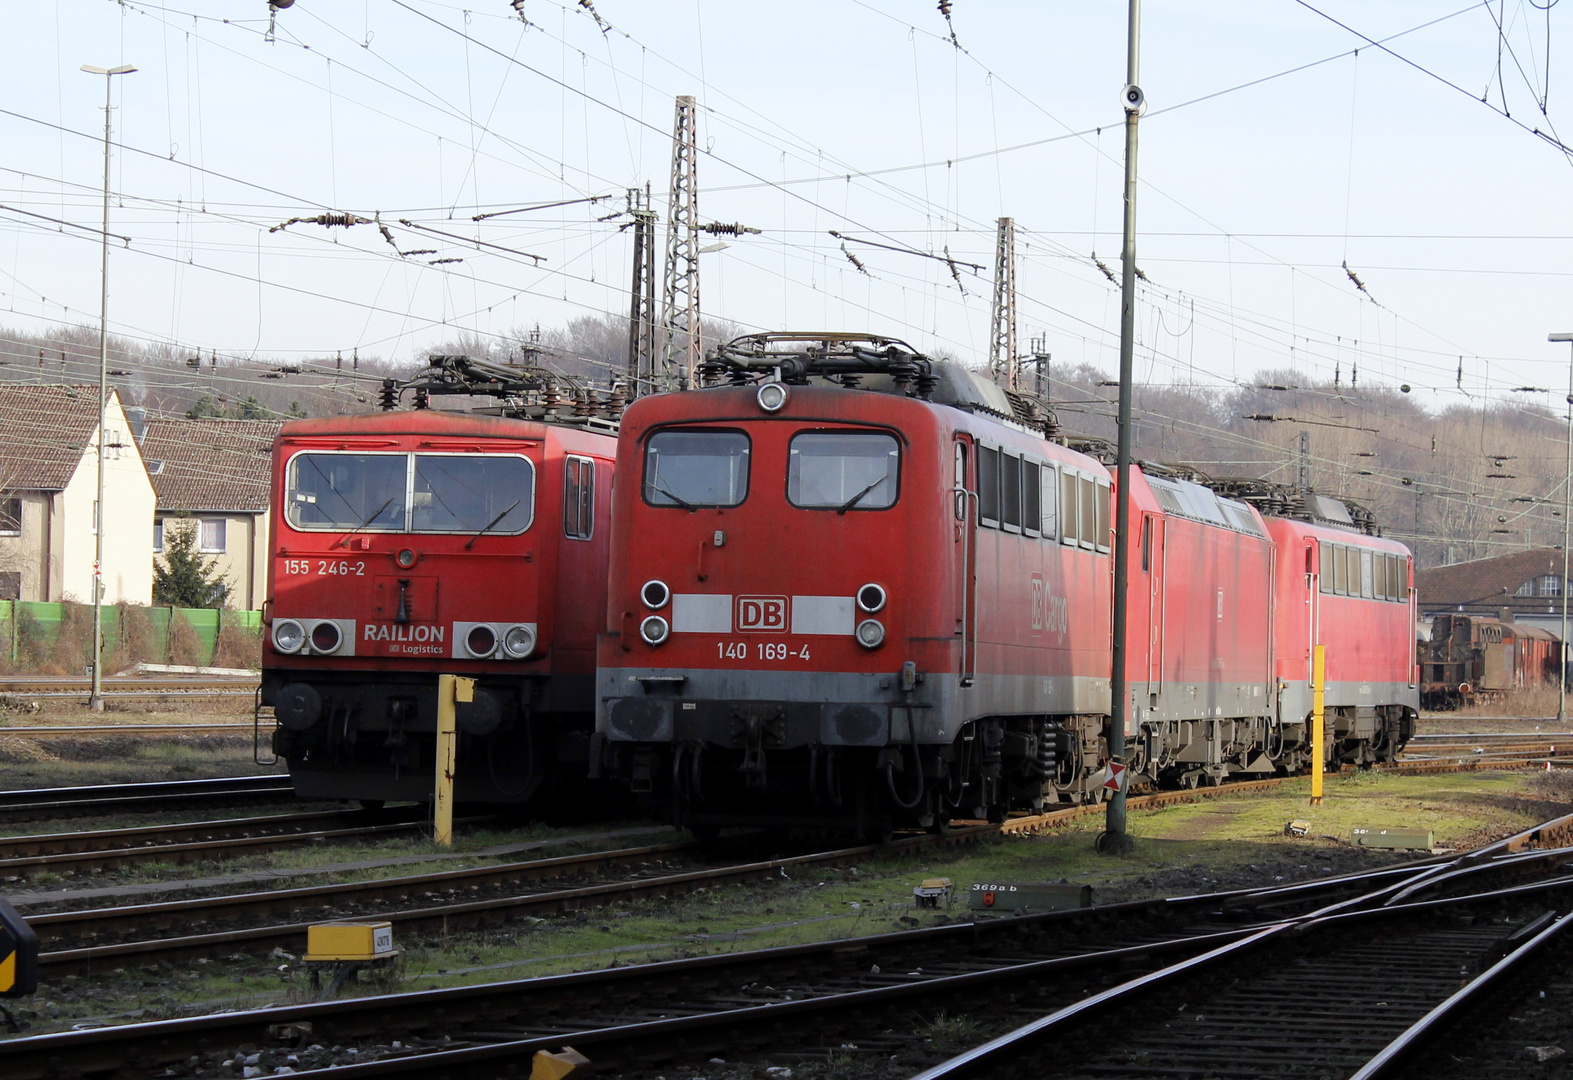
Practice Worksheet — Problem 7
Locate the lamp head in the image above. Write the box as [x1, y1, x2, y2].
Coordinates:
[80, 64, 137, 75]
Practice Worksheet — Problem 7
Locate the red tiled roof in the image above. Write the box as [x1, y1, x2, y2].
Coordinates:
[141, 418, 280, 513]
[1415, 547, 1569, 611]
[0, 384, 107, 491]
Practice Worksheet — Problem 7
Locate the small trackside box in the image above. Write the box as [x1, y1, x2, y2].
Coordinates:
[1352, 827, 1434, 851]
[969, 883, 1093, 913]
[304, 922, 395, 962]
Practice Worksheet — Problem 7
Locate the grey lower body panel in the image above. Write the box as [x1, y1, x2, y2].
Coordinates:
[1279, 680, 1419, 724]
[597, 666, 1110, 750]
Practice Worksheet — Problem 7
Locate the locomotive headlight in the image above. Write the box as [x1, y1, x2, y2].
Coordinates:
[503, 624, 536, 658]
[640, 614, 671, 646]
[855, 618, 886, 649]
[856, 583, 887, 613]
[309, 620, 343, 654]
[756, 381, 788, 413]
[466, 624, 498, 658]
[272, 619, 305, 655]
[395, 548, 418, 569]
[641, 579, 671, 609]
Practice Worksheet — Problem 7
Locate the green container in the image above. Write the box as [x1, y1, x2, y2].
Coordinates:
[968, 883, 1093, 913]
[1352, 827, 1434, 850]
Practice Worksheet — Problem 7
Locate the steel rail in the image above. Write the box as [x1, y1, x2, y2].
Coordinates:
[1346, 910, 1573, 1080]
[0, 723, 253, 735]
[26, 770, 1560, 973]
[912, 874, 1573, 1079]
[0, 856, 1460, 1080]
[0, 817, 468, 877]
[0, 806, 425, 859]
[164, 867, 1573, 1080]
[0, 775, 295, 824]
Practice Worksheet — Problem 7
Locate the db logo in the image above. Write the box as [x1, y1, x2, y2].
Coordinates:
[737, 595, 788, 633]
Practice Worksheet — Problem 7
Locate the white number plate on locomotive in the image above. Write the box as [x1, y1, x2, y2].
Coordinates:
[283, 559, 367, 576]
[716, 641, 812, 662]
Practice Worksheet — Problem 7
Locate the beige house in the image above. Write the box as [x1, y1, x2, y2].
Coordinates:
[0, 384, 156, 603]
[140, 418, 280, 610]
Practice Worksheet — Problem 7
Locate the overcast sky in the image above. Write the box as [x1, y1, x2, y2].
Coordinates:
[2, 1, 1570, 413]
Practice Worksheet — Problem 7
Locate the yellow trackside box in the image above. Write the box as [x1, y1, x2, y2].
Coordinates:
[304, 922, 395, 962]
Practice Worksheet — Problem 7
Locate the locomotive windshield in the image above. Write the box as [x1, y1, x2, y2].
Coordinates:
[286, 451, 534, 534]
[286, 453, 407, 531]
[787, 432, 899, 510]
[411, 455, 533, 533]
[643, 430, 750, 508]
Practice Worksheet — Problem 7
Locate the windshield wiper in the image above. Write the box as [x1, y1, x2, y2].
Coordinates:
[465, 499, 522, 549]
[338, 497, 395, 548]
[647, 482, 698, 512]
[837, 474, 889, 515]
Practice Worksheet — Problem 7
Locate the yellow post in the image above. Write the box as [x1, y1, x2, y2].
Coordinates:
[434, 675, 474, 847]
[1311, 644, 1326, 806]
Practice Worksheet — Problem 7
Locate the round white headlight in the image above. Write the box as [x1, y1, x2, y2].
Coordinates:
[641, 579, 671, 609]
[273, 619, 305, 655]
[756, 381, 788, 413]
[504, 625, 536, 658]
[857, 583, 887, 613]
[640, 614, 671, 646]
[855, 618, 886, 649]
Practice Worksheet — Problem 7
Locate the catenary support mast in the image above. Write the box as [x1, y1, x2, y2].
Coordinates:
[661, 96, 701, 390]
[1101, 0, 1143, 854]
[989, 217, 1018, 390]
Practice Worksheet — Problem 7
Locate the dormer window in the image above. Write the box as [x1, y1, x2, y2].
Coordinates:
[1516, 574, 1566, 597]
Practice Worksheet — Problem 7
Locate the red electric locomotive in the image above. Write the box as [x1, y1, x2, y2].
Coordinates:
[595, 334, 1418, 833]
[1262, 501, 1417, 763]
[262, 356, 619, 805]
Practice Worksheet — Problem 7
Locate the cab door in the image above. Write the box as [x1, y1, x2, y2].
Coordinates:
[954, 437, 977, 686]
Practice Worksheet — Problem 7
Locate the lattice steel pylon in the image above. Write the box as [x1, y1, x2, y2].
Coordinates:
[661, 95, 701, 389]
[988, 216, 1018, 389]
[625, 184, 658, 398]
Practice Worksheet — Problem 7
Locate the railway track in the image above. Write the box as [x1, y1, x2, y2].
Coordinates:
[0, 775, 296, 823]
[8, 761, 1552, 977]
[0, 675, 256, 700]
[0, 806, 452, 877]
[8, 812, 1572, 1080]
[0, 723, 253, 737]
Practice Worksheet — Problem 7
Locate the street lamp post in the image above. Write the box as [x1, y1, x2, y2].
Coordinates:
[81, 62, 136, 712]
[1553, 332, 1573, 724]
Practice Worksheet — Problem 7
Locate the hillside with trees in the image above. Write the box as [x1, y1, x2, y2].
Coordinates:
[1, 317, 1559, 570]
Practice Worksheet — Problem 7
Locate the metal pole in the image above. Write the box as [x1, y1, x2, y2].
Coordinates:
[80, 63, 135, 712]
[1100, 0, 1143, 856]
[1552, 332, 1573, 722]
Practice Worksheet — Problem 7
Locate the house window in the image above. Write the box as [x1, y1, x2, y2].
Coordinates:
[0, 496, 19, 536]
[1540, 574, 1565, 597]
[199, 518, 227, 553]
[153, 518, 164, 553]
